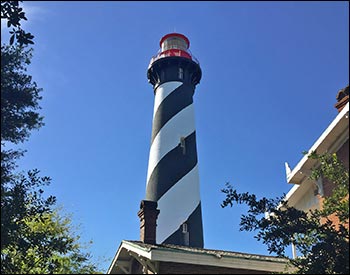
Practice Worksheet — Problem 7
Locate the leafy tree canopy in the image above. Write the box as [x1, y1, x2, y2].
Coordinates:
[1, 1, 102, 273]
[1, 45, 44, 144]
[2, 207, 99, 274]
[1, 1, 35, 46]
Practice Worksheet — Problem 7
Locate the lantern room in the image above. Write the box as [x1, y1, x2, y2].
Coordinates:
[152, 33, 194, 61]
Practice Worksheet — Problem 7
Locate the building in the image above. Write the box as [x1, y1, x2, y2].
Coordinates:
[107, 240, 290, 274]
[285, 85, 349, 215]
[284, 85, 349, 257]
[107, 200, 291, 274]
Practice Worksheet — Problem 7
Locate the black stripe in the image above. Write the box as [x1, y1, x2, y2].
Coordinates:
[162, 202, 204, 248]
[151, 83, 194, 144]
[146, 131, 197, 202]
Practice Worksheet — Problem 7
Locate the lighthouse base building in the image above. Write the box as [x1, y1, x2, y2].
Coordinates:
[107, 199, 290, 274]
[107, 240, 290, 274]
[107, 201, 292, 274]
[108, 200, 289, 273]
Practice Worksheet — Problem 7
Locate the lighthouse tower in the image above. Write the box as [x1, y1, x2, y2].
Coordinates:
[145, 33, 203, 248]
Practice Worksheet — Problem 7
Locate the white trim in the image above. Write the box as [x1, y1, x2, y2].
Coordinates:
[150, 249, 287, 272]
[284, 102, 348, 211]
[107, 242, 139, 274]
[287, 102, 349, 184]
[284, 184, 300, 203]
[115, 241, 290, 273]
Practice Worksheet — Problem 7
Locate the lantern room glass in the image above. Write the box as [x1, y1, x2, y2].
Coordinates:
[161, 37, 188, 52]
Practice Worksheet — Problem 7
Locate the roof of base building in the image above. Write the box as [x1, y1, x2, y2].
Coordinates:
[123, 240, 286, 261]
[108, 240, 291, 274]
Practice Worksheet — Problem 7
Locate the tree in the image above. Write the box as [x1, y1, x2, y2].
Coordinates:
[1, 164, 100, 273]
[221, 152, 349, 274]
[1, 1, 34, 46]
[1, 2, 101, 273]
[2, 208, 99, 274]
[308, 152, 349, 223]
[1, 45, 43, 144]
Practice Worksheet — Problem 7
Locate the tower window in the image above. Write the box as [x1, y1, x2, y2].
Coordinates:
[180, 137, 186, 154]
[179, 68, 183, 79]
[182, 223, 189, 246]
[182, 223, 188, 233]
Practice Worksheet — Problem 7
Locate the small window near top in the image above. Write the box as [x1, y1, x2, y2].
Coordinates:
[179, 68, 183, 79]
[182, 223, 188, 233]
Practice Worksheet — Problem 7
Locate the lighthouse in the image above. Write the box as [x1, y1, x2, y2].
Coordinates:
[145, 33, 203, 248]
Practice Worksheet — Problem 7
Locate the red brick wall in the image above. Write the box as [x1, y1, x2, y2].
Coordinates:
[322, 139, 349, 197]
[337, 139, 349, 169]
[320, 138, 349, 228]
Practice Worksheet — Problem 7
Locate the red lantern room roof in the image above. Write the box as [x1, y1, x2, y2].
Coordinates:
[159, 33, 190, 48]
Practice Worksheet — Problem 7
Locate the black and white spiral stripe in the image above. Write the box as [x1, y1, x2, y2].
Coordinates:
[146, 80, 203, 247]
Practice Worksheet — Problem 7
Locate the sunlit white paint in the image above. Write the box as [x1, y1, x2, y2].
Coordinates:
[153, 81, 182, 118]
[156, 165, 201, 243]
[146, 104, 195, 184]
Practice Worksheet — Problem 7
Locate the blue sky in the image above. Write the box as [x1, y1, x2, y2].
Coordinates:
[2, 1, 349, 272]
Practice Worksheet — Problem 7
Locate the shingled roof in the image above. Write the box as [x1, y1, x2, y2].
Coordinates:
[107, 240, 291, 274]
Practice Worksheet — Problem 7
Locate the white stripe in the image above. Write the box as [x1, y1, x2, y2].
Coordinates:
[146, 104, 196, 184]
[156, 165, 201, 243]
[153, 81, 182, 119]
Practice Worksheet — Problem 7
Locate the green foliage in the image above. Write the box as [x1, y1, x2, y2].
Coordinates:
[1, 168, 55, 251]
[1, 2, 101, 273]
[1, 45, 44, 144]
[2, 209, 99, 274]
[308, 152, 349, 223]
[221, 152, 349, 274]
[1, 162, 101, 273]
